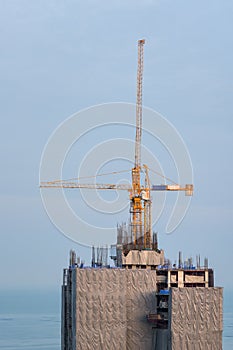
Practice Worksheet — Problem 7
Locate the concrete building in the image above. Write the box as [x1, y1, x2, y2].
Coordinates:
[61, 250, 222, 350]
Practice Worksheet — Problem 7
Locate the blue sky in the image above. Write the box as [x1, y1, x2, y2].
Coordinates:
[0, 0, 233, 290]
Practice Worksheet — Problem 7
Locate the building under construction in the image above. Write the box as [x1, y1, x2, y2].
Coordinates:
[41, 40, 222, 349]
[61, 249, 222, 350]
[61, 227, 222, 349]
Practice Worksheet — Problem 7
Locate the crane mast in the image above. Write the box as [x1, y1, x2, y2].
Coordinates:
[143, 164, 152, 249]
[135, 39, 145, 169]
[130, 39, 148, 249]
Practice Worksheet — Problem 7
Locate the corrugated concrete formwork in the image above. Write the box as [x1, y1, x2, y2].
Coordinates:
[75, 269, 157, 350]
[63, 270, 223, 350]
[169, 287, 223, 350]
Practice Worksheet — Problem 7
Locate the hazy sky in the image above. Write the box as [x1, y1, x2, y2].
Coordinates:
[0, 0, 233, 290]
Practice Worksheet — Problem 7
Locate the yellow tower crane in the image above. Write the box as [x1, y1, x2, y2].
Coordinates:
[40, 40, 193, 251]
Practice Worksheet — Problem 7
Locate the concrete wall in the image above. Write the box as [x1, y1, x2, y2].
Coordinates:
[122, 250, 164, 267]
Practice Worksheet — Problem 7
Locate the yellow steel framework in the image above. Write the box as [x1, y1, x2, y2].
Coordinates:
[40, 40, 193, 250]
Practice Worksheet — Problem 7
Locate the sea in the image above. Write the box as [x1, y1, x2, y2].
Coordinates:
[0, 289, 232, 349]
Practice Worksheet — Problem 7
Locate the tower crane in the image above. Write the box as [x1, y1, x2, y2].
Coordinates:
[40, 40, 193, 251]
[130, 39, 145, 249]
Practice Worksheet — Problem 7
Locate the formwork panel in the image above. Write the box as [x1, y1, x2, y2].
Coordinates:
[169, 287, 223, 350]
[75, 269, 157, 350]
[126, 270, 157, 349]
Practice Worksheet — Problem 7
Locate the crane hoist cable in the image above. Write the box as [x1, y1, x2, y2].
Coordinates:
[46, 169, 132, 184]
[146, 166, 179, 186]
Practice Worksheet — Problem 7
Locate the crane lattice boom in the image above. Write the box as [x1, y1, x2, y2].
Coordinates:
[40, 39, 193, 252]
[40, 181, 193, 195]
